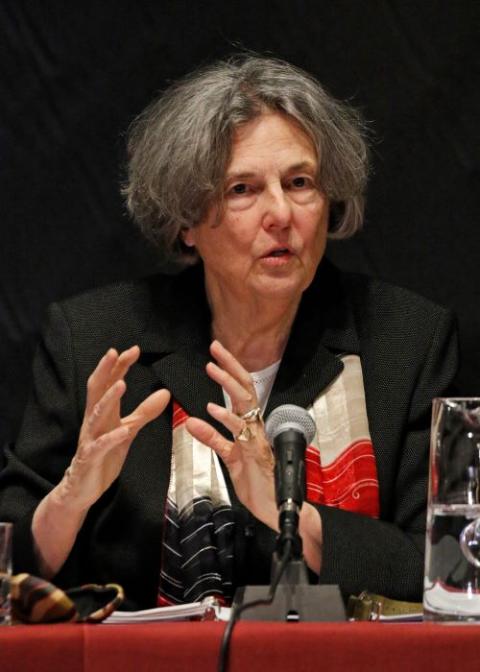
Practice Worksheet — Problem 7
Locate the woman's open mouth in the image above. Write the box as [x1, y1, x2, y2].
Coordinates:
[261, 248, 294, 265]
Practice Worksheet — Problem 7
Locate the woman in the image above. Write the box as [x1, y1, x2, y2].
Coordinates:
[0, 56, 457, 608]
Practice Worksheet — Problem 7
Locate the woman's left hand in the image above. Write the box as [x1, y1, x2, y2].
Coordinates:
[185, 340, 279, 531]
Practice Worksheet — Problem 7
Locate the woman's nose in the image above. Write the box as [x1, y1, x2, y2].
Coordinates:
[261, 186, 293, 230]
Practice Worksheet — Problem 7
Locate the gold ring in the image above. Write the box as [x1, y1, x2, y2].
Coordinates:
[240, 407, 262, 423]
[236, 424, 254, 442]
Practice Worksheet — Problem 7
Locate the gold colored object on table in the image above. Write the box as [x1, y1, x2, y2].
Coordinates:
[347, 590, 423, 621]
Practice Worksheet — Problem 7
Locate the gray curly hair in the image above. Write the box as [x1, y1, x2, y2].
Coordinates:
[124, 54, 369, 265]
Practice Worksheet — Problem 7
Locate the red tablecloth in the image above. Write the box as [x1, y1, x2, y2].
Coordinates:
[1, 621, 477, 672]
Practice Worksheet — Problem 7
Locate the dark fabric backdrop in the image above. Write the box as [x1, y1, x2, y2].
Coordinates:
[1, 0, 479, 446]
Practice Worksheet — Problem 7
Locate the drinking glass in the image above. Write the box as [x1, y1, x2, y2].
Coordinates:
[0, 523, 12, 626]
[424, 398, 480, 621]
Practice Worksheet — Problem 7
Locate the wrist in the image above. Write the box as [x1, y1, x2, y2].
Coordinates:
[299, 502, 322, 574]
[32, 485, 89, 579]
[50, 477, 92, 517]
[248, 480, 279, 532]
[257, 501, 280, 533]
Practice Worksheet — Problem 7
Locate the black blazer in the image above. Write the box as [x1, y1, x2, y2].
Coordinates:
[0, 261, 458, 607]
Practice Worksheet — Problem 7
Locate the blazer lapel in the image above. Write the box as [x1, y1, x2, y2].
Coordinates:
[152, 350, 224, 422]
[138, 264, 226, 429]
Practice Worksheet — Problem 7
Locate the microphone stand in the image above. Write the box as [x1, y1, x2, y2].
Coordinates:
[233, 499, 346, 621]
[271, 499, 309, 587]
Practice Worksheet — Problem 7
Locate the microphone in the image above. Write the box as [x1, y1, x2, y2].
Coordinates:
[234, 405, 346, 621]
[265, 404, 316, 557]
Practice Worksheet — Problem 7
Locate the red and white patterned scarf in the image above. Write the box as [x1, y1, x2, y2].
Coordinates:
[158, 354, 379, 605]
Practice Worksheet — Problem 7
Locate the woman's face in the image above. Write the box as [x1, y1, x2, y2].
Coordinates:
[183, 112, 329, 304]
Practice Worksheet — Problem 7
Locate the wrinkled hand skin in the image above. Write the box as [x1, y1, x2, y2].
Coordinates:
[60, 346, 171, 510]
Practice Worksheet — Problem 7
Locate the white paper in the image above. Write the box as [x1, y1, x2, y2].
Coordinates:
[103, 599, 231, 624]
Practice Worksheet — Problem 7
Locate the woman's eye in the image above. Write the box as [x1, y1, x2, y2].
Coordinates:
[291, 176, 311, 189]
[230, 183, 249, 195]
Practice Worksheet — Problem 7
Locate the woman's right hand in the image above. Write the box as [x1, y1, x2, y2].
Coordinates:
[33, 345, 170, 577]
[58, 345, 171, 511]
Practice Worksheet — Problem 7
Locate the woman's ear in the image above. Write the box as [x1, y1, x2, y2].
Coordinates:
[180, 227, 195, 247]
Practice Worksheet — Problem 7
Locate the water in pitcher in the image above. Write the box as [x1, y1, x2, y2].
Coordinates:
[424, 504, 480, 620]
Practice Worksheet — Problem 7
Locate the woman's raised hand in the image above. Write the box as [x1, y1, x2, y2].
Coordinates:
[61, 346, 171, 510]
[185, 340, 279, 531]
[32, 345, 170, 578]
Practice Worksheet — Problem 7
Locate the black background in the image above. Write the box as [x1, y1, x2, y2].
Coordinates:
[1, 0, 479, 446]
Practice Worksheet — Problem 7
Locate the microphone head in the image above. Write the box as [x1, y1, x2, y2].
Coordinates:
[265, 404, 316, 445]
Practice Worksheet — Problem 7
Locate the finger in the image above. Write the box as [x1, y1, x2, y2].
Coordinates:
[92, 424, 131, 456]
[75, 425, 131, 469]
[85, 348, 119, 413]
[185, 417, 233, 464]
[206, 361, 256, 411]
[207, 402, 244, 438]
[85, 379, 126, 437]
[122, 388, 171, 434]
[109, 345, 141, 386]
[86, 345, 140, 415]
[210, 340, 254, 390]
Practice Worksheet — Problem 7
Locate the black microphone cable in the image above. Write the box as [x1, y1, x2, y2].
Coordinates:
[217, 538, 293, 672]
[217, 405, 315, 672]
